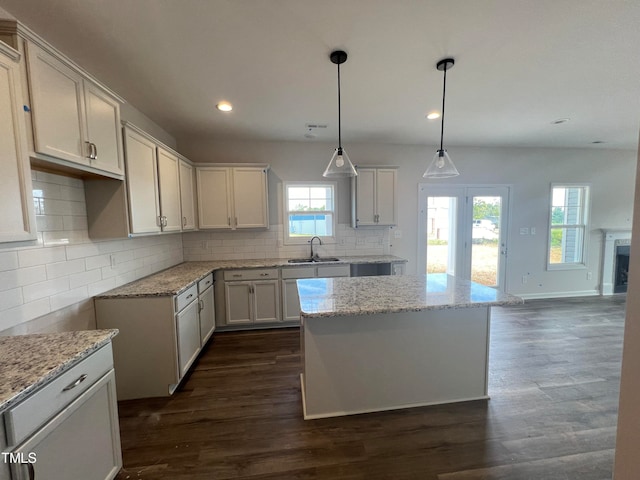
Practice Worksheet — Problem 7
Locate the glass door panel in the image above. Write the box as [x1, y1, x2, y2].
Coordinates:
[426, 196, 457, 276]
[470, 195, 502, 287]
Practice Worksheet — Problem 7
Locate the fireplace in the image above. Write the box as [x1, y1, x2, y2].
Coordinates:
[614, 245, 630, 293]
[601, 230, 632, 295]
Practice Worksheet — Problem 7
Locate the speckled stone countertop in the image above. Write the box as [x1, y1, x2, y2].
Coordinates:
[297, 273, 523, 318]
[0, 329, 118, 412]
[96, 256, 407, 298]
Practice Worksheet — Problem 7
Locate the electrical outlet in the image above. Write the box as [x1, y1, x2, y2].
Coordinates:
[339, 238, 346, 245]
[519, 227, 529, 235]
[200, 241, 206, 249]
[530, 227, 536, 235]
[587, 271, 593, 280]
[522, 275, 528, 284]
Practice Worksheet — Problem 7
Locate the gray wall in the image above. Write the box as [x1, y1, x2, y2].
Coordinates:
[179, 137, 637, 298]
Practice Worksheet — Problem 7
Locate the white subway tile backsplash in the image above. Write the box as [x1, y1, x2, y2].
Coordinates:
[0, 298, 51, 332]
[23, 277, 70, 302]
[49, 286, 88, 312]
[69, 269, 102, 289]
[36, 215, 64, 232]
[0, 252, 18, 272]
[46, 259, 86, 279]
[0, 288, 23, 311]
[18, 246, 66, 267]
[0, 266, 47, 290]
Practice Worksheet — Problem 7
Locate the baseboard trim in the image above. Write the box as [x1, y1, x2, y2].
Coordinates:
[517, 289, 600, 300]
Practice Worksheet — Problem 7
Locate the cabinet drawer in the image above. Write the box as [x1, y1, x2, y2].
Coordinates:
[317, 265, 351, 278]
[223, 268, 279, 281]
[5, 343, 113, 446]
[198, 273, 214, 293]
[175, 284, 198, 312]
[281, 266, 316, 279]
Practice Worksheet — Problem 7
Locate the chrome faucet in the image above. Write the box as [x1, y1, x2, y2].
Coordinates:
[310, 236, 322, 259]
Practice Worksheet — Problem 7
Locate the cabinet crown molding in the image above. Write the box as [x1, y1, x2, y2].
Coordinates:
[0, 38, 20, 61]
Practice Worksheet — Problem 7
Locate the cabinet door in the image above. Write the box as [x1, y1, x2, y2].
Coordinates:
[355, 168, 376, 226]
[124, 127, 161, 233]
[232, 167, 268, 228]
[376, 169, 397, 225]
[10, 371, 121, 480]
[84, 81, 123, 175]
[253, 280, 280, 323]
[199, 285, 215, 344]
[179, 159, 196, 230]
[0, 46, 36, 242]
[26, 42, 88, 165]
[176, 300, 201, 377]
[225, 282, 253, 324]
[157, 147, 182, 232]
[282, 279, 303, 322]
[197, 167, 232, 229]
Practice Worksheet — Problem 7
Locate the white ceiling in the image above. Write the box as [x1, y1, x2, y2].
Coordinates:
[1, 0, 640, 150]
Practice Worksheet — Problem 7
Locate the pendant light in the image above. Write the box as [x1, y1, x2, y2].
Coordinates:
[424, 58, 459, 179]
[323, 50, 357, 177]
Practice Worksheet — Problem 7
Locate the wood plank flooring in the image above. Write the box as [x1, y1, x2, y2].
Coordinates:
[114, 295, 625, 479]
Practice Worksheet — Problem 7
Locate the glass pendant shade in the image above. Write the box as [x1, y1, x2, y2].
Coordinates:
[323, 147, 357, 177]
[423, 149, 459, 178]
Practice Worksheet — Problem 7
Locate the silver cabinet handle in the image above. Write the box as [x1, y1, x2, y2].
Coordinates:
[227, 217, 231, 226]
[85, 141, 93, 159]
[157, 216, 162, 227]
[199, 300, 204, 312]
[92, 143, 97, 160]
[63, 374, 88, 391]
[186, 293, 194, 300]
[234, 217, 238, 227]
[183, 216, 187, 227]
[260, 273, 269, 276]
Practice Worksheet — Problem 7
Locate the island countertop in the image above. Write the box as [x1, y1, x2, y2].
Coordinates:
[297, 273, 523, 318]
[0, 329, 118, 412]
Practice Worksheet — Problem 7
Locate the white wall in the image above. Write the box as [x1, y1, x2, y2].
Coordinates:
[179, 138, 637, 297]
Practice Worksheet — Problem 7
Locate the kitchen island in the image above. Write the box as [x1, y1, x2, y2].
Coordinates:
[297, 273, 523, 419]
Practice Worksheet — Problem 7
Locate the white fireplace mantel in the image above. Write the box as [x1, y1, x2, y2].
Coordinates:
[601, 229, 632, 295]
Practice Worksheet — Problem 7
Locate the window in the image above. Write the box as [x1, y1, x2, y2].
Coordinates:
[548, 184, 590, 268]
[284, 182, 336, 244]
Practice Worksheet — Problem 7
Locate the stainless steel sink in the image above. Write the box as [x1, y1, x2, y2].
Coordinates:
[287, 257, 341, 263]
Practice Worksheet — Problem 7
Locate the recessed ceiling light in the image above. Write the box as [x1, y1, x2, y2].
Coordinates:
[216, 101, 233, 112]
[551, 118, 570, 124]
[426, 112, 441, 120]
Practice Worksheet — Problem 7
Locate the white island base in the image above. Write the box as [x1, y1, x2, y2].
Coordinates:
[300, 307, 490, 420]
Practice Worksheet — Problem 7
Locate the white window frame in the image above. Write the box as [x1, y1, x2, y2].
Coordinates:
[547, 183, 590, 270]
[283, 181, 337, 245]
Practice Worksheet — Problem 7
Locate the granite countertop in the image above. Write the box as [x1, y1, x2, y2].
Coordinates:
[297, 273, 524, 318]
[96, 256, 407, 298]
[0, 329, 118, 412]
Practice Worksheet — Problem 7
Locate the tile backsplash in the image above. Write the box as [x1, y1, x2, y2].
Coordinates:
[183, 223, 391, 261]
[0, 171, 184, 334]
[0, 170, 392, 334]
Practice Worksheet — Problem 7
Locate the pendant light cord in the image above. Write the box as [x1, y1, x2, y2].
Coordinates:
[337, 62, 342, 150]
[439, 64, 447, 152]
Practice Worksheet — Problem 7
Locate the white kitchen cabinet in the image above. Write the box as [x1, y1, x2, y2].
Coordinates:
[178, 158, 197, 230]
[281, 264, 350, 322]
[95, 276, 216, 400]
[123, 124, 182, 234]
[3, 344, 121, 480]
[218, 269, 281, 326]
[352, 166, 398, 227]
[0, 42, 36, 243]
[25, 41, 123, 176]
[197, 165, 269, 229]
[157, 147, 182, 232]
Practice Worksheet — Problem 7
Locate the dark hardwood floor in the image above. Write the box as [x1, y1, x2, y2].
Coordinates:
[115, 295, 626, 479]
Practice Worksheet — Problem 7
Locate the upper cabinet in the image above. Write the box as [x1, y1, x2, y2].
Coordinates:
[0, 20, 124, 178]
[178, 158, 197, 231]
[351, 166, 398, 227]
[0, 42, 36, 242]
[196, 165, 269, 229]
[123, 124, 183, 234]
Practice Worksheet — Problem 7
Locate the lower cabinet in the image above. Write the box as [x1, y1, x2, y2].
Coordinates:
[221, 269, 281, 325]
[3, 344, 121, 480]
[95, 274, 215, 400]
[282, 264, 351, 322]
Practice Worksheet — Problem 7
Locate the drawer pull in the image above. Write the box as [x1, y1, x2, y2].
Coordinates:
[260, 273, 269, 276]
[187, 294, 194, 299]
[62, 374, 88, 392]
[233, 274, 241, 278]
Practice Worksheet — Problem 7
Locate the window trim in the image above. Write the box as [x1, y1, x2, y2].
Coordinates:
[547, 183, 590, 270]
[283, 181, 337, 245]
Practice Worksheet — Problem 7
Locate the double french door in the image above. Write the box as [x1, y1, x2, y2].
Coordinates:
[418, 185, 510, 291]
